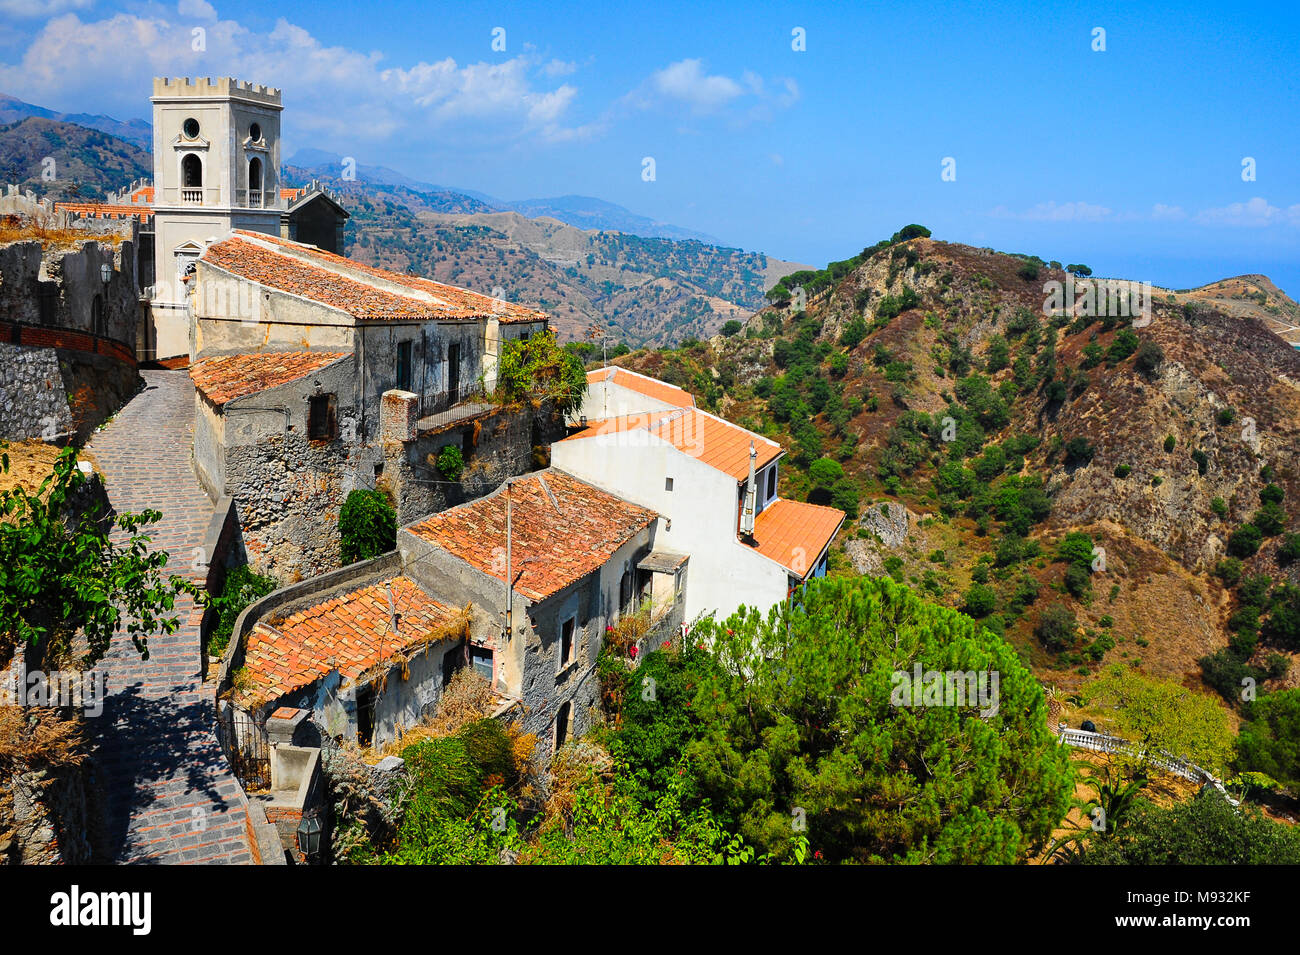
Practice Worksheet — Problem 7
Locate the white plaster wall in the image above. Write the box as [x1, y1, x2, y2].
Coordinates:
[550, 438, 791, 621]
[574, 380, 683, 423]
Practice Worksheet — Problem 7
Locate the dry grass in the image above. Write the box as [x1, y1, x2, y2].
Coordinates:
[0, 705, 86, 775]
[0, 441, 100, 500]
[0, 221, 125, 250]
[378, 667, 497, 758]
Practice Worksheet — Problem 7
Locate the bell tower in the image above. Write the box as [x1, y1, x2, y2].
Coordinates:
[148, 76, 284, 360]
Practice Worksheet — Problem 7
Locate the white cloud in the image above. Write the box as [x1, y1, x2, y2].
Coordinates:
[624, 58, 797, 120]
[988, 201, 1113, 222]
[0, 0, 93, 17]
[1193, 197, 1300, 227]
[177, 0, 216, 20]
[0, 9, 593, 145]
[1151, 203, 1187, 221]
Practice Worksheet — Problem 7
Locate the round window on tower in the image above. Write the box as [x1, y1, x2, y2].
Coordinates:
[249, 122, 261, 142]
[183, 117, 200, 139]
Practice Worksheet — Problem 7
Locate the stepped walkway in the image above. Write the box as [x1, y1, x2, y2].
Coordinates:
[85, 369, 252, 863]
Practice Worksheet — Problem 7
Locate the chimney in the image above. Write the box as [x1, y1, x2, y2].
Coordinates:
[740, 441, 757, 537]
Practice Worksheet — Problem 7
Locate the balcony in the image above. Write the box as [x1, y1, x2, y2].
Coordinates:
[237, 189, 263, 209]
[181, 188, 203, 205]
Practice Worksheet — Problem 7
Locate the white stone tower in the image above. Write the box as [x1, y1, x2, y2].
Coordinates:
[148, 76, 284, 360]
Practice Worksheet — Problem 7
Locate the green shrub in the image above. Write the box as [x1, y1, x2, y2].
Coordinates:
[339, 488, 398, 564]
[436, 444, 464, 481]
[1260, 483, 1285, 505]
[1190, 449, 1208, 476]
[1214, 557, 1243, 587]
[963, 583, 998, 618]
[1036, 604, 1078, 652]
[830, 477, 861, 518]
[1278, 534, 1300, 566]
[1064, 563, 1092, 599]
[1210, 497, 1228, 518]
[1253, 502, 1286, 537]
[1216, 407, 1235, 426]
[1227, 523, 1263, 558]
[1163, 434, 1176, 453]
[1135, 340, 1164, 373]
[720, 320, 743, 337]
[1064, 437, 1095, 467]
[209, 565, 277, 657]
[1113, 464, 1131, 479]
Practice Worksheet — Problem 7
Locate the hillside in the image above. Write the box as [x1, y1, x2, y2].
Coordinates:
[607, 230, 1300, 705]
[0, 117, 150, 201]
[328, 176, 808, 345]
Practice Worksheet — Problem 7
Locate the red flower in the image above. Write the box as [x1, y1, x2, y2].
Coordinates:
[606, 625, 614, 632]
[814, 850, 823, 860]
[629, 646, 639, 658]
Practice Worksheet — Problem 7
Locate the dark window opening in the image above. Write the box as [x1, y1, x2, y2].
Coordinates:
[766, 466, 777, 501]
[249, 121, 261, 141]
[183, 117, 200, 138]
[356, 684, 376, 748]
[91, 295, 104, 337]
[559, 617, 575, 668]
[182, 153, 203, 188]
[307, 393, 337, 440]
[555, 701, 571, 749]
[396, 340, 413, 392]
[37, 284, 58, 325]
[441, 643, 466, 687]
[446, 342, 461, 404]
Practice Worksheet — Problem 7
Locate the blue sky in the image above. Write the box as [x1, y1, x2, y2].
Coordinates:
[2, 0, 1298, 294]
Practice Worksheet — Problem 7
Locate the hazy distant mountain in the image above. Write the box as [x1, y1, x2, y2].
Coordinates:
[0, 94, 152, 150]
[285, 148, 718, 242]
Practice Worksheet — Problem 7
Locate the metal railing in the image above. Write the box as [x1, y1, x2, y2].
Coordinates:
[216, 703, 271, 793]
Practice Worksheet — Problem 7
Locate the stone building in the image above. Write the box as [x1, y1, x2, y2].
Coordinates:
[220, 468, 684, 753]
[186, 230, 551, 579]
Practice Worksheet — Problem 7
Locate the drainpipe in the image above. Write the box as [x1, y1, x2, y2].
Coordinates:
[740, 442, 757, 538]
[504, 479, 512, 641]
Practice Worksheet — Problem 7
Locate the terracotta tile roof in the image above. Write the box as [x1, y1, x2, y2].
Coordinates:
[204, 235, 447, 320]
[562, 408, 782, 482]
[189, 351, 349, 405]
[280, 187, 306, 202]
[408, 469, 657, 601]
[215, 230, 549, 324]
[748, 499, 845, 577]
[587, 366, 696, 407]
[243, 576, 464, 702]
[128, 185, 154, 205]
[55, 202, 154, 222]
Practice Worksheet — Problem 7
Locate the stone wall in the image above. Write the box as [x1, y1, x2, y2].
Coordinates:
[0, 343, 73, 441]
[386, 399, 568, 527]
[0, 343, 142, 444]
[1, 748, 102, 865]
[0, 238, 139, 345]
